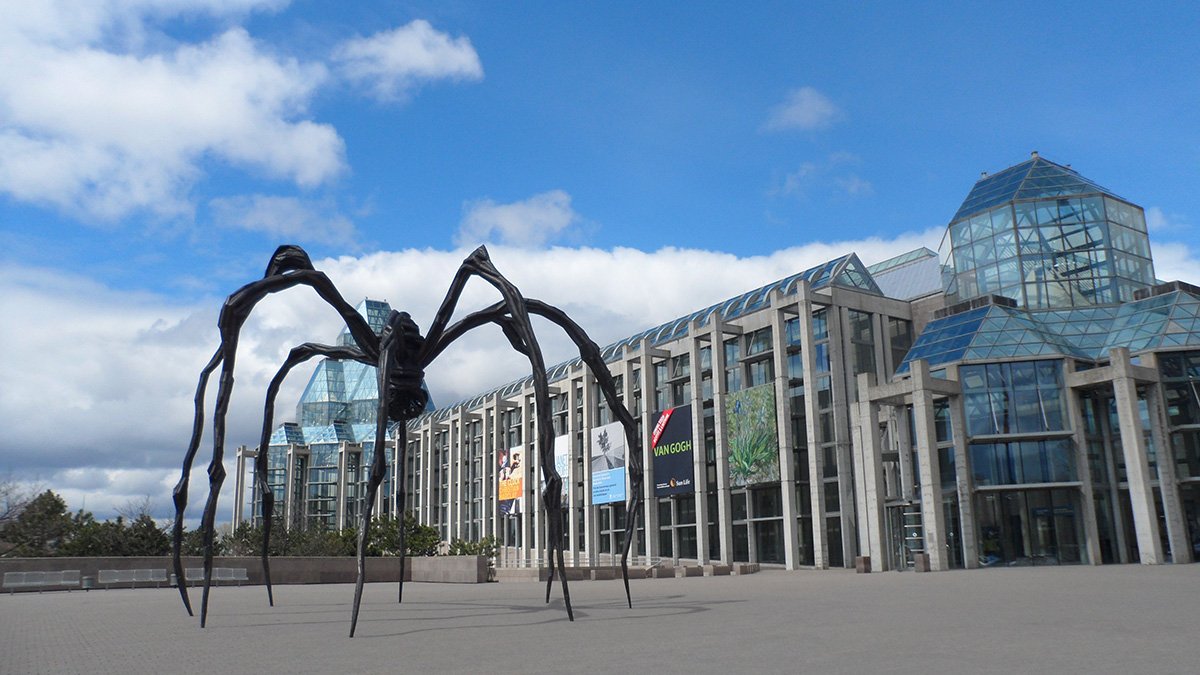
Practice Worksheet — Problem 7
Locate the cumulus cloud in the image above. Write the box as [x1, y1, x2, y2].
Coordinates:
[333, 20, 483, 101]
[1145, 206, 1189, 233]
[0, 3, 342, 221]
[456, 190, 580, 248]
[764, 86, 840, 132]
[210, 194, 357, 245]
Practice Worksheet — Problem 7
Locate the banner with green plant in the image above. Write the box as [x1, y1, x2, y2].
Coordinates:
[725, 384, 780, 487]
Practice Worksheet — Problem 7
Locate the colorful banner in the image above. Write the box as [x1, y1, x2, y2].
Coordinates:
[725, 383, 780, 487]
[651, 405, 695, 496]
[590, 421, 626, 504]
[498, 445, 524, 515]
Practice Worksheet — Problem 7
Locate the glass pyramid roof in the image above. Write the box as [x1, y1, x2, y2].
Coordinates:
[897, 289, 1200, 374]
[953, 156, 1123, 222]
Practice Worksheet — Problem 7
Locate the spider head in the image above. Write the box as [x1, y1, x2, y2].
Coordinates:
[382, 311, 429, 420]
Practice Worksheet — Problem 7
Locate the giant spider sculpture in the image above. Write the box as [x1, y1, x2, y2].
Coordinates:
[172, 244, 642, 637]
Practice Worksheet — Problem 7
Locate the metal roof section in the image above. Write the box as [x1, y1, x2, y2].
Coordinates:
[413, 252, 883, 425]
[898, 288, 1200, 374]
[952, 153, 1123, 223]
[868, 247, 943, 301]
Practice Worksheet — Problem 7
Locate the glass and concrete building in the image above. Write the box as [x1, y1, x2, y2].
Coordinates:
[234, 154, 1200, 572]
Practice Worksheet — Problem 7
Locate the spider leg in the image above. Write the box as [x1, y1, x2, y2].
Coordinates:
[421, 248, 573, 620]
[172, 347, 222, 616]
[257, 343, 369, 608]
[184, 246, 382, 627]
[349, 326, 402, 638]
[524, 300, 642, 608]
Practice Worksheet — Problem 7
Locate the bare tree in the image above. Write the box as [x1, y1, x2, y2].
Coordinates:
[115, 495, 155, 522]
[0, 473, 37, 526]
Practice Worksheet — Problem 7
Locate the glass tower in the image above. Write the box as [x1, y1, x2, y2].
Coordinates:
[941, 153, 1156, 308]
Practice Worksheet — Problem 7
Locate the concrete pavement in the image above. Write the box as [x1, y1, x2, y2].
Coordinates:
[2, 564, 1197, 674]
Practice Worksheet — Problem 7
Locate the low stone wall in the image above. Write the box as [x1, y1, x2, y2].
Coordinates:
[0, 555, 489, 587]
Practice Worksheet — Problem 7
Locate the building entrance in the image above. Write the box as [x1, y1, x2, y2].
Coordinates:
[975, 488, 1084, 566]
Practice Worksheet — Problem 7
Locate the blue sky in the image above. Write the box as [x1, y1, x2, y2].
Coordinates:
[2, 1, 1198, 523]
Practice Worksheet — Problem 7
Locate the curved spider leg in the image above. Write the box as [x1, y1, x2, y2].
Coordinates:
[349, 317, 403, 639]
[190, 246, 382, 627]
[453, 247, 573, 620]
[394, 420, 408, 604]
[172, 347, 222, 617]
[257, 343, 369, 608]
[524, 300, 641, 608]
[428, 295, 644, 609]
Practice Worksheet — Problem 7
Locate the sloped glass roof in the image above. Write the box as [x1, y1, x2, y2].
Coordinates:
[867, 247, 938, 275]
[898, 289, 1200, 374]
[953, 156, 1123, 222]
[417, 252, 885, 425]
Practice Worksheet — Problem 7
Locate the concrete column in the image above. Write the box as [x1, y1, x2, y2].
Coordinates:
[710, 319, 734, 563]
[1145, 381, 1192, 563]
[582, 370, 598, 565]
[770, 297, 799, 569]
[911, 361, 947, 571]
[853, 374, 887, 571]
[232, 446, 248, 528]
[687, 326, 711, 565]
[828, 305, 858, 565]
[796, 284, 828, 568]
[520, 390, 535, 565]
[284, 445, 298, 528]
[638, 341, 658, 560]
[947, 391, 979, 569]
[1096, 394, 1130, 563]
[1063, 367, 1102, 565]
[336, 444, 349, 531]
[1111, 347, 1163, 564]
[566, 376, 580, 565]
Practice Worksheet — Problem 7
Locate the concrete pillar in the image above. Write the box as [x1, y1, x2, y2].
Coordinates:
[854, 374, 887, 571]
[582, 370, 598, 565]
[566, 376, 581, 565]
[1063, 367, 1103, 565]
[284, 445, 298, 528]
[336, 443, 349, 531]
[232, 446, 248, 528]
[1145, 381, 1192, 563]
[947, 392, 979, 569]
[911, 361, 947, 571]
[829, 305, 858, 564]
[710, 319, 734, 563]
[687, 326, 711, 565]
[519, 390, 535, 565]
[1110, 347, 1163, 564]
[770, 297, 800, 569]
[638, 341, 658, 560]
[796, 284, 828, 568]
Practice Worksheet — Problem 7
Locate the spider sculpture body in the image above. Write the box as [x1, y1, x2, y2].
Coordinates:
[172, 245, 642, 637]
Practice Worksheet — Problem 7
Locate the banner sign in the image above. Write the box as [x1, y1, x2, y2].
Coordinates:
[498, 445, 524, 515]
[590, 421, 626, 504]
[725, 383, 780, 487]
[651, 405, 695, 496]
[554, 435, 570, 499]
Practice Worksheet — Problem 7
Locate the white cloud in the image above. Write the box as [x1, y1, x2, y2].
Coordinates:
[210, 194, 356, 245]
[0, 3, 343, 221]
[1145, 206, 1189, 233]
[333, 20, 483, 102]
[779, 153, 872, 198]
[456, 190, 580, 248]
[764, 86, 840, 132]
[1149, 241, 1200, 283]
[14, 228, 1199, 524]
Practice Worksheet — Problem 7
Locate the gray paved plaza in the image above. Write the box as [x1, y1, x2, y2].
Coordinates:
[2, 564, 1198, 674]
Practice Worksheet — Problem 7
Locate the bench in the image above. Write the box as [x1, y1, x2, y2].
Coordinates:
[171, 567, 249, 587]
[3, 570, 82, 593]
[97, 568, 168, 589]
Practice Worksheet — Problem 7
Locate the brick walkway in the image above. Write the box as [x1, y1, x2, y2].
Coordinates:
[2, 564, 1197, 674]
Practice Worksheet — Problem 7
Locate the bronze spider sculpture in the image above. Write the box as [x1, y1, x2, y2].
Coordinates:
[172, 244, 642, 637]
